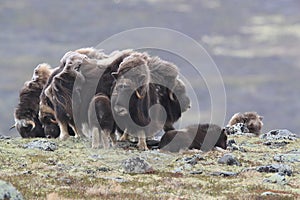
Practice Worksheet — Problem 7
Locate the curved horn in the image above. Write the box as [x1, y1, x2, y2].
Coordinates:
[169, 91, 175, 101]
[26, 120, 36, 131]
[50, 119, 58, 124]
[9, 124, 16, 130]
[136, 90, 144, 99]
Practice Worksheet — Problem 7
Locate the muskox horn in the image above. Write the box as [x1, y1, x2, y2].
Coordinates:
[169, 91, 175, 101]
[26, 120, 36, 131]
[50, 119, 58, 124]
[136, 90, 143, 99]
[9, 124, 16, 130]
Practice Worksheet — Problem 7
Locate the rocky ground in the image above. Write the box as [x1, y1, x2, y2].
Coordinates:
[0, 130, 299, 200]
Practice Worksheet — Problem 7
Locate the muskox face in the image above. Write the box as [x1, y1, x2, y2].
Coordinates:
[15, 118, 44, 138]
[44, 124, 60, 138]
[111, 54, 150, 117]
[243, 112, 263, 134]
[32, 63, 52, 84]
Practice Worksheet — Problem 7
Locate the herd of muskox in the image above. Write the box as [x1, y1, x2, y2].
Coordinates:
[12, 47, 264, 152]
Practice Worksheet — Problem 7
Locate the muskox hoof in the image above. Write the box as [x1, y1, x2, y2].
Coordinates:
[137, 142, 149, 151]
[59, 133, 70, 140]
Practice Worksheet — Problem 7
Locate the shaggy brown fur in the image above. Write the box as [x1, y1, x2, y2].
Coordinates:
[45, 52, 87, 139]
[158, 123, 227, 152]
[228, 112, 263, 135]
[14, 63, 53, 137]
[111, 52, 164, 150]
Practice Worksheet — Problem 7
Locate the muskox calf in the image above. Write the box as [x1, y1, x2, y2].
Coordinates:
[88, 93, 116, 148]
[13, 63, 53, 137]
[158, 124, 227, 152]
[228, 111, 263, 135]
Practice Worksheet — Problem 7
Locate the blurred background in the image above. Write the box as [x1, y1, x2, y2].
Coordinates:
[1, 0, 299, 137]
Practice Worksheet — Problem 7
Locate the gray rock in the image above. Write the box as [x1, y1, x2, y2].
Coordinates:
[260, 129, 298, 141]
[23, 140, 57, 151]
[263, 141, 289, 148]
[0, 135, 11, 140]
[183, 154, 204, 165]
[218, 153, 241, 166]
[256, 164, 292, 176]
[121, 157, 154, 174]
[227, 139, 246, 152]
[0, 180, 24, 200]
[263, 172, 288, 185]
[274, 154, 300, 162]
[261, 191, 279, 196]
[102, 177, 127, 183]
[210, 171, 238, 177]
[190, 170, 203, 175]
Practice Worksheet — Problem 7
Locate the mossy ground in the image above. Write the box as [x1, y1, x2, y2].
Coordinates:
[0, 135, 299, 200]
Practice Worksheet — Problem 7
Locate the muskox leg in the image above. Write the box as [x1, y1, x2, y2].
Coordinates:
[110, 132, 117, 146]
[91, 127, 100, 149]
[58, 121, 69, 140]
[137, 131, 149, 150]
[69, 124, 80, 138]
[101, 130, 111, 149]
[119, 129, 129, 141]
[81, 122, 90, 138]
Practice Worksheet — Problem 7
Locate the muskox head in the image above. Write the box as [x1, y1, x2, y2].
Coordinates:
[228, 111, 263, 135]
[111, 53, 150, 117]
[13, 63, 53, 138]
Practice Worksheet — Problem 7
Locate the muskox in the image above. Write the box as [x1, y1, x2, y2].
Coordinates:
[88, 93, 116, 148]
[227, 111, 263, 135]
[111, 52, 167, 150]
[13, 63, 53, 137]
[158, 123, 227, 152]
[44, 51, 88, 139]
[39, 47, 108, 139]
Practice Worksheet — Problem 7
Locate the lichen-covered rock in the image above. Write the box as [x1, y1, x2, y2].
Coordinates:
[218, 153, 241, 166]
[260, 129, 298, 141]
[263, 172, 288, 185]
[274, 153, 300, 162]
[0, 180, 24, 200]
[121, 157, 154, 174]
[23, 140, 57, 151]
[180, 154, 204, 165]
[210, 171, 238, 177]
[227, 139, 246, 152]
[256, 164, 292, 176]
[225, 123, 250, 135]
[263, 141, 289, 148]
[0, 135, 11, 139]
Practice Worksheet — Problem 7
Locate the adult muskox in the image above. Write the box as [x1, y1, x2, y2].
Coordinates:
[111, 52, 191, 150]
[158, 123, 227, 152]
[13, 63, 53, 137]
[39, 47, 108, 138]
[111, 52, 168, 150]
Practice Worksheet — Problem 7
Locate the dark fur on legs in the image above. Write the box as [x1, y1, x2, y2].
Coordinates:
[88, 93, 116, 148]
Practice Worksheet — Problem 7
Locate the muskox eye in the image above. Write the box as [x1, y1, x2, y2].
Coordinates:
[74, 64, 81, 71]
